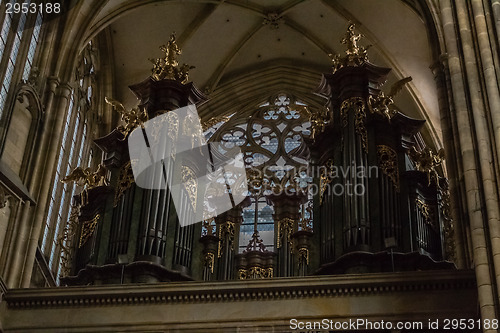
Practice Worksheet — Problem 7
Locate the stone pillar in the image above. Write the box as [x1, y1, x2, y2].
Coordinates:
[440, 0, 499, 324]
[14, 80, 71, 287]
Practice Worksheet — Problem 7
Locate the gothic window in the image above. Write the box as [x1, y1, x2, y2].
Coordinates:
[205, 93, 314, 253]
[22, 11, 42, 81]
[0, 0, 43, 116]
[40, 42, 95, 281]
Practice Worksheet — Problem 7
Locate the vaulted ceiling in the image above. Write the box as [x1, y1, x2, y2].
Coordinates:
[85, 0, 442, 148]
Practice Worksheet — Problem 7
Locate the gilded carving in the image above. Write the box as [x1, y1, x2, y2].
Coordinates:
[166, 112, 179, 140]
[79, 214, 100, 248]
[181, 166, 197, 210]
[439, 185, 456, 262]
[298, 247, 309, 265]
[409, 146, 445, 186]
[377, 145, 400, 191]
[202, 115, 230, 131]
[149, 33, 195, 84]
[105, 97, 148, 138]
[307, 106, 330, 140]
[57, 205, 80, 277]
[62, 164, 108, 189]
[217, 221, 235, 258]
[276, 217, 294, 249]
[367, 77, 412, 121]
[341, 97, 367, 153]
[114, 161, 135, 207]
[415, 199, 436, 230]
[329, 23, 371, 74]
[203, 252, 215, 274]
[238, 267, 273, 280]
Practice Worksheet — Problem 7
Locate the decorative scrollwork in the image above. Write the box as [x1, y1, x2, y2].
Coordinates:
[57, 204, 80, 277]
[217, 221, 235, 258]
[341, 97, 367, 153]
[79, 214, 100, 248]
[114, 161, 135, 207]
[203, 252, 215, 274]
[238, 266, 273, 279]
[181, 166, 198, 210]
[439, 183, 456, 261]
[377, 145, 400, 191]
[415, 199, 436, 230]
[308, 106, 330, 140]
[276, 217, 294, 249]
[298, 246, 309, 265]
[149, 33, 195, 84]
[202, 115, 230, 131]
[319, 159, 334, 205]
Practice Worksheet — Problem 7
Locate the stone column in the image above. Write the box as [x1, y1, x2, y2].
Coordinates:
[440, 0, 498, 324]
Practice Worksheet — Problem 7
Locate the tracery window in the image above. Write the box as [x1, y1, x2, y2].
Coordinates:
[205, 93, 314, 253]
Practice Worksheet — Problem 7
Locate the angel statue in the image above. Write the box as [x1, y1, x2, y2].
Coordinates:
[105, 97, 148, 138]
[409, 146, 445, 186]
[160, 32, 181, 68]
[342, 23, 363, 56]
[368, 76, 412, 120]
[62, 164, 108, 189]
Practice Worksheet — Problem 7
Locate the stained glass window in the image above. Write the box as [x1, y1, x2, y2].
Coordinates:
[204, 93, 315, 253]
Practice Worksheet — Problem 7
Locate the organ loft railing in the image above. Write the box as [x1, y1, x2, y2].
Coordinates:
[59, 26, 455, 286]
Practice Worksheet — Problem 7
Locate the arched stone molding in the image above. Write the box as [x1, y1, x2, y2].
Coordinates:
[0, 82, 44, 182]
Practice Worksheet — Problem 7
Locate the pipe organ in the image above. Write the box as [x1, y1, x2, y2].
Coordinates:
[61, 27, 455, 286]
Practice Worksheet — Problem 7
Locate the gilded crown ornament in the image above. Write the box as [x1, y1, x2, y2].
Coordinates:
[329, 23, 371, 73]
[149, 32, 195, 83]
